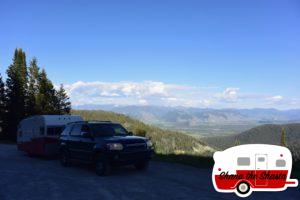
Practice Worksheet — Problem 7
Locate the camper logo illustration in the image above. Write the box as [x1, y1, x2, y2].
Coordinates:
[212, 144, 298, 197]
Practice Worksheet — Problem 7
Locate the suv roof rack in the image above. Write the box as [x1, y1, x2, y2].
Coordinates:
[88, 120, 112, 123]
[66, 120, 113, 125]
[66, 121, 85, 125]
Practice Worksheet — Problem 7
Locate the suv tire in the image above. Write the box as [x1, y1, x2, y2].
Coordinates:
[60, 149, 71, 167]
[134, 160, 149, 170]
[95, 157, 110, 176]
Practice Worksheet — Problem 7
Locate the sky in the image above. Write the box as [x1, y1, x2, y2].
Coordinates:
[0, 0, 300, 109]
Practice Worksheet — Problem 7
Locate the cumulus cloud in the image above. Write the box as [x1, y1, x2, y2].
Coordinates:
[268, 95, 283, 102]
[64, 81, 193, 107]
[215, 87, 240, 102]
[60, 80, 300, 109]
[138, 99, 148, 105]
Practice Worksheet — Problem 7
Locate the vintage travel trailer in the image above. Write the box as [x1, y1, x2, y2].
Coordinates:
[212, 144, 298, 197]
[17, 115, 83, 156]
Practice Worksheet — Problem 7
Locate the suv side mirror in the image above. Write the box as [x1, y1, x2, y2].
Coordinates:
[128, 131, 133, 136]
[81, 131, 92, 138]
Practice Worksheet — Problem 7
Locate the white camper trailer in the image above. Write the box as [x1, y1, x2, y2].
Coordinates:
[17, 115, 83, 156]
[212, 144, 298, 197]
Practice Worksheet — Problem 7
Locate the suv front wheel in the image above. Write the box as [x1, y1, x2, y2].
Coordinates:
[134, 160, 149, 170]
[95, 157, 110, 176]
[60, 149, 71, 167]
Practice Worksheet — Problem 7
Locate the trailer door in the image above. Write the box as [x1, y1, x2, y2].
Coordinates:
[255, 154, 268, 186]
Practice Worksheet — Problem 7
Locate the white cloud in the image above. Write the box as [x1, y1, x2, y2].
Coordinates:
[64, 81, 190, 106]
[223, 87, 239, 101]
[268, 95, 283, 102]
[138, 99, 148, 105]
[60, 80, 300, 109]
[215, 87, 239, 102]
[202, 99, 213, 107]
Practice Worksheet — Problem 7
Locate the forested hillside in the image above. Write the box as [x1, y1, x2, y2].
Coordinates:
[72, 110, 215, 157]
[203, 123, 300, 160]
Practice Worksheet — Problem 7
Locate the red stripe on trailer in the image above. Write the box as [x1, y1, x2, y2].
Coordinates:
[18, 137, 59, 156]
[214, 170, 289, 189]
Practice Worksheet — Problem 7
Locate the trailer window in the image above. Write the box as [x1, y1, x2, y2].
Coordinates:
[47, 127, 55, 135]
[56, 127, 64, 135]
[47, 126, 64, 135]
[276, 159, 286, 167]
[237, 157, 250, 166]
[258, 157, 265, 162]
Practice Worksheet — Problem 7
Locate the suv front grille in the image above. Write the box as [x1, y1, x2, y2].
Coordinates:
[124, 143, 146, 152]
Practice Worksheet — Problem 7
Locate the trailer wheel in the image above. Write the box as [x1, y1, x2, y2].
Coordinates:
[236, 181, 250, 195]
[27, 151, 33, 157]
[60, 149, 71, 167]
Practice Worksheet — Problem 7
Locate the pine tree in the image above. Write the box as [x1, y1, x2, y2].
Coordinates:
[55, 84, 71, 114]
[234, 138, 240, 146]
[36, 69, 58, 114]
[0, 74, 6, 137]
[5, 48, 28, 140]
[27, 58, 40, 116]
[280, 127, 287, 147]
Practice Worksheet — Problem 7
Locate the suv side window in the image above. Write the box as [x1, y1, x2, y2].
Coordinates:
[81, 124, 90, 133]
[70, 124, 82, 136]
[61, 125, 72, 136]
[80, 124, 92, 137]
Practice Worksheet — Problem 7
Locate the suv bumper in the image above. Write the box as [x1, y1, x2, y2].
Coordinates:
[108, 149, 154, 165]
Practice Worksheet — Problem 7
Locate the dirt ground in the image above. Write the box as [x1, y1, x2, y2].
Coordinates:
[0, 144, 299, 200]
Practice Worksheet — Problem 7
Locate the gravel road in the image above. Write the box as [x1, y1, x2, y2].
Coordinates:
[0, 144, 299, 200]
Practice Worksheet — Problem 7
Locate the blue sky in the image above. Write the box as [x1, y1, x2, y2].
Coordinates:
[0, 0, 299, 109]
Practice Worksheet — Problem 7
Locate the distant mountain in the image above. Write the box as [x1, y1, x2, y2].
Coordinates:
[202, 123, 300, 160]
[74, 105, 300, 123]
[74, 105, 300, 135]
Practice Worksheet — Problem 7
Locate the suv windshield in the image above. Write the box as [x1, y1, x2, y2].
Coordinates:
[89, 123, 128, 137]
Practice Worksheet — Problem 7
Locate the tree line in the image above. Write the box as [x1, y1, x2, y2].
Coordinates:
[0, 48, 71, 141]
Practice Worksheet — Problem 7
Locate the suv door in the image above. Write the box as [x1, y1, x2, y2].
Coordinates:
[78, 124, 96, 162]
[68, 124, 83, 159]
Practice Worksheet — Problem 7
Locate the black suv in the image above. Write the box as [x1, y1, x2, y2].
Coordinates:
[59, 121, 154, 175]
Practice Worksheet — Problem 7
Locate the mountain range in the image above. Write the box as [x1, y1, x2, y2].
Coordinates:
[74, 105, 300, 136]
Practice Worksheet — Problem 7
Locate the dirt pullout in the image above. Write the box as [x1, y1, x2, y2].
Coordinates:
[0, 144, 299, 200]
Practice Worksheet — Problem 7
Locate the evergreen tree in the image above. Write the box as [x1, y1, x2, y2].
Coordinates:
[5, 48, 28, 140]
[0, 74, 6, 137]
[27, 58, 40, 115]
[36, 69, 58, 114]
[280, 127, 287, 147]
[55, 84, 71, 114]
[2, 48, 73, 141]
[234, 138, 240, 146]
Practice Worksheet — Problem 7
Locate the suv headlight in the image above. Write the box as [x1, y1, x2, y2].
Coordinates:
[107, 143, 123, 150]
[146, 140, 153, 148]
